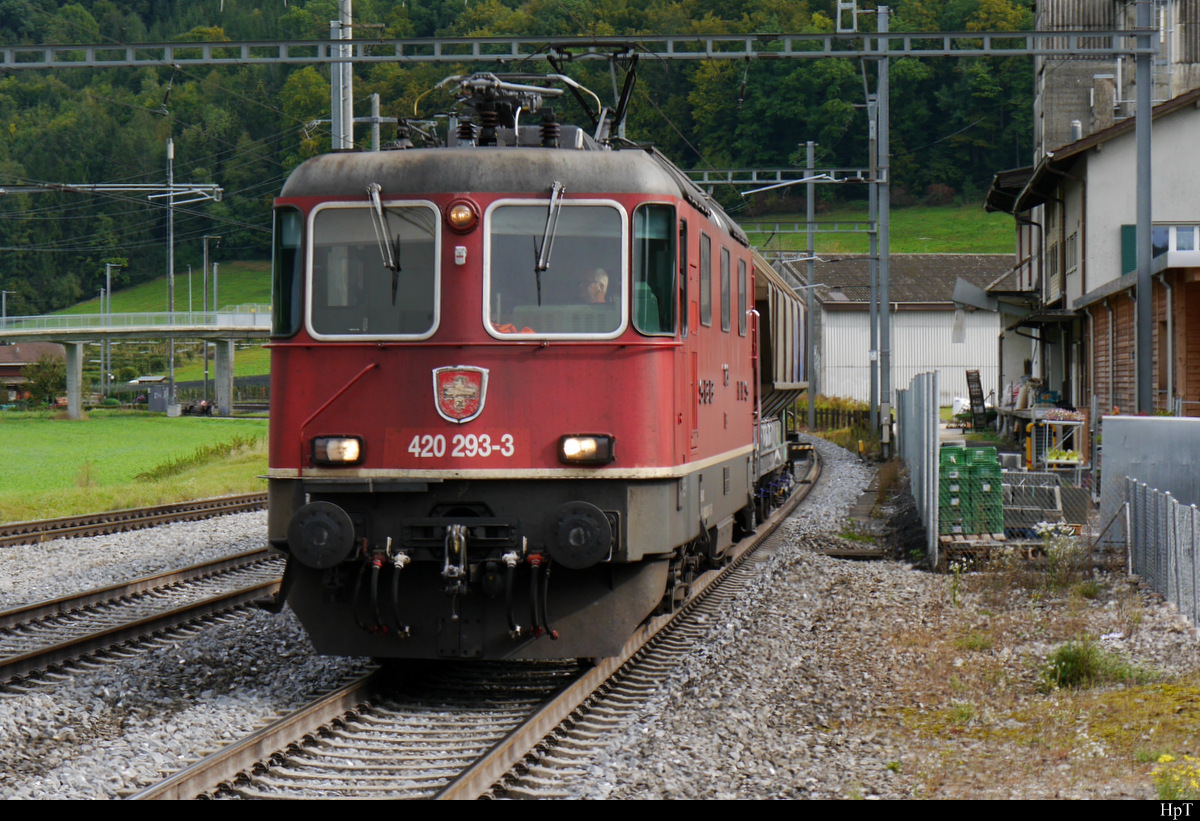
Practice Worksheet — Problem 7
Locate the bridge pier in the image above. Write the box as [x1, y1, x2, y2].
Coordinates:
[214, 339, 234, 417]
[65, 342, 83, 420]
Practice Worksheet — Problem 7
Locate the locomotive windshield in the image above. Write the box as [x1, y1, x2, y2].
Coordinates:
[308, 202, 439, 339]
[486, 202, 624, 338]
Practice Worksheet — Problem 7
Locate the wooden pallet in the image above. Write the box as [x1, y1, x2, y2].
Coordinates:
[939, 533, 1007, 547]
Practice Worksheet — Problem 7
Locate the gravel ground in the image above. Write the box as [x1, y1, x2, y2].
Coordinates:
[2, 444, 1197, 799]
[0, 513, 365, 800]
[565, 436, 1200, 799]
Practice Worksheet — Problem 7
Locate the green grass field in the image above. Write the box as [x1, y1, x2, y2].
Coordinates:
[58, 260, 272, 316]
[0, 411, 269, 522]
[172, 343, 271, 383]
[740, 203, 1014, 255]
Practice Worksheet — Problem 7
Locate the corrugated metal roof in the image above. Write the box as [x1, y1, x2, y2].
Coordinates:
[780, 254, 1014, 305]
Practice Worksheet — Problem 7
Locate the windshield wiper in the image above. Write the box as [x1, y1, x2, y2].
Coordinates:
[367, 182, 403, 304]
[533, 180, 565, 305]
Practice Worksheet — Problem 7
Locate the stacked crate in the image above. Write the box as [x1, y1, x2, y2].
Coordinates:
[968, 447, 1003, 535]
[938, 446, 1004, 535]
[938, 446, 969, 535]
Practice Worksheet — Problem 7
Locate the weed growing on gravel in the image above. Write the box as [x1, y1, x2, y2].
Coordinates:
[1036, 522, 1088, 592]
[955, 630, 993, 652]
[948, 558, 967, 607]
[948, 702, 976, 725]
[1040, 638, 1155, 691]
[1073, 579, 1105, 600]
[840, 520, 876, 543]
[1153, 754, 1200, 800]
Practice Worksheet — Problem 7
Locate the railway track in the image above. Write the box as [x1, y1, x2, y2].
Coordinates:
[0, 549, 282, 686]
[131, 450, 822, 800]
[0, 493, 268, 548]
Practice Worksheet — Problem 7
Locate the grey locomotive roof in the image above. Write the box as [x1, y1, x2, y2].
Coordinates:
[280, 145, 747, 246]
[284, 146, 684, 199]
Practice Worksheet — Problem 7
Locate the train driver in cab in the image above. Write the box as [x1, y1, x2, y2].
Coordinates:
[578, 268, 609, 304]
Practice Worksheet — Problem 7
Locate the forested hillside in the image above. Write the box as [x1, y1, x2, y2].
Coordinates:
[0, 0, 1032, 315]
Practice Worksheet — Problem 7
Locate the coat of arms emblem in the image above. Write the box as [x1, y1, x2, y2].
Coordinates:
[433, 366, 488, 423]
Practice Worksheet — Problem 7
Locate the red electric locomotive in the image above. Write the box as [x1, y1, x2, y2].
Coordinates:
[265, 72, 807, 660]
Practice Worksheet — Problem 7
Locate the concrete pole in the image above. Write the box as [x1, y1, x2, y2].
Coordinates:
[0, 290, 13, 328]
[203, 235, 221, 405]
[214, 339, 234, 417]
[877, 5, 892, 455]
[868, 94, 879, 431]
[1136, 0, 1154, 413]
[105, 262, 121, 399]
[371, 92, 381, 151]
[167, 137, 176, 407]
[806, 141, 816, 431]
[331, 0, 353, 150]
[65, 342, 83, 420]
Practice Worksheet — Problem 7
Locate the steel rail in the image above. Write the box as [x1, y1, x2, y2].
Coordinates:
[0, 493, 268, 548]
[0, 548, 270, 629]
[129, 671, 383, 801]
[0, 557, 282, 683]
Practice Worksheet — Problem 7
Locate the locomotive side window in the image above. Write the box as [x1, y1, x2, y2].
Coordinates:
[699, 233, 712, 327]
[633, 204, 676, 336]
[272, 207, 303, 338]
[738, 258, 748, 336]
[720, 247, 731, 332]
[308, 203, 439, 339]
[487, 203, 624, 338]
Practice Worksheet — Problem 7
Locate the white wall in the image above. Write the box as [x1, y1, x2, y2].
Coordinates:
[1085, 103, 1200, 291]
[821, 308, 1001, 407]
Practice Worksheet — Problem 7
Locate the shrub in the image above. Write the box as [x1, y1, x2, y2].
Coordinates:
[1041, 638, 1153, 691]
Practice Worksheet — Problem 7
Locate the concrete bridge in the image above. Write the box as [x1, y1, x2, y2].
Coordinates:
[0, 306, 271, 419]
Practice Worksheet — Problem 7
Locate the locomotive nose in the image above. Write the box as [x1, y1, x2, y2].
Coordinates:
[546, 501, 612, 569]
[287, 501, 357, 569]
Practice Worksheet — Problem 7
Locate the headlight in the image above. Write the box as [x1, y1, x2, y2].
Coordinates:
[558, 435, 615, 465]
[445, 199, 479, 232]
[312, 436, 363, 465]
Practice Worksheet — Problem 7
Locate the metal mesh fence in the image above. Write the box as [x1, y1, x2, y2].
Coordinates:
[1126, 476, 1200, 627]
[896, 372, 939, 566]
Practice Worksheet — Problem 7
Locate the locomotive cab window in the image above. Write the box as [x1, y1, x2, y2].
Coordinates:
[633, 204, 676, 336]
[272, 207, 303, 338]
[699, 233, 712, 327]
[486, 202, 625, 338]
[308, 202, 439, 339]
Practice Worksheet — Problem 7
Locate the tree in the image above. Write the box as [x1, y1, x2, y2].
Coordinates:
[22, 352, 65, 407]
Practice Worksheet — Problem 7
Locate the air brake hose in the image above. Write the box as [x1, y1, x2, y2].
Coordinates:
[528, 553, 544, 638]
[503, 552, 522, 639]
[367, 553, 385, 633]
[540, 557, 559, 641]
